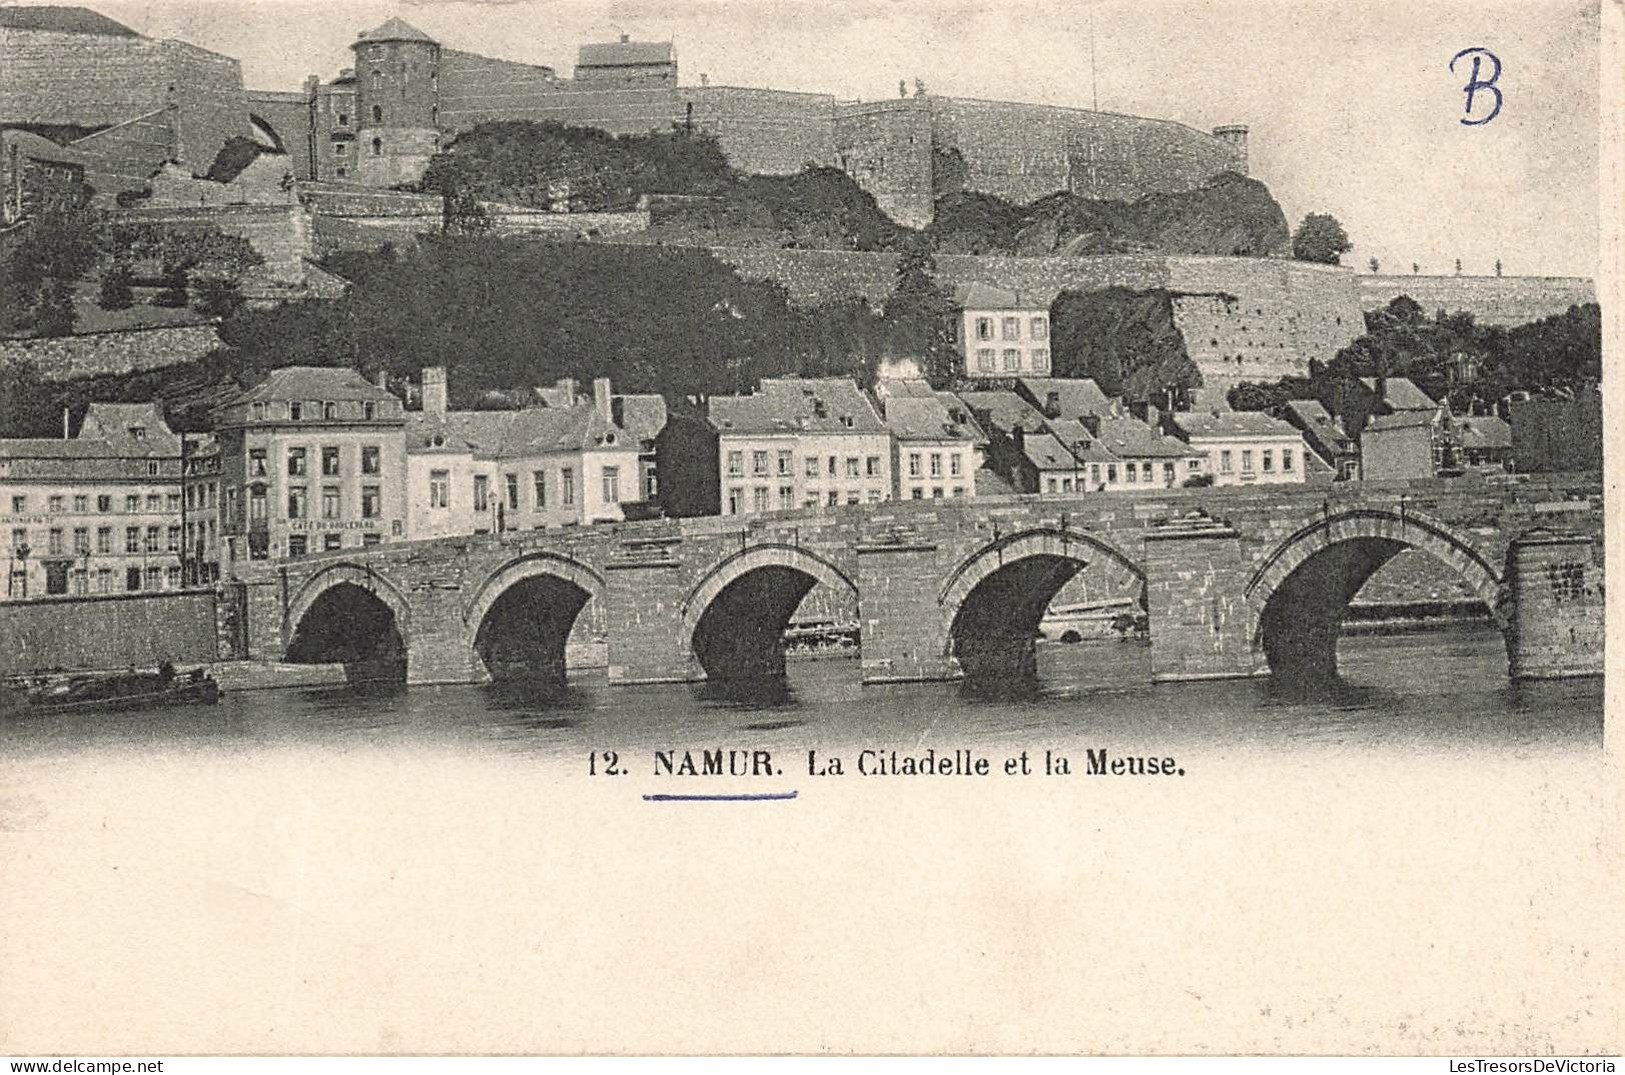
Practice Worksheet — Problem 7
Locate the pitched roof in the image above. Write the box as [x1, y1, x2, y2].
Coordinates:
[0, 129, 88, 167]
[1361, 376, 1437, 412]
[577, 39, 674, 67]
[1018, 377, 1112, 421]
[77, 402, 179, 455]
[614, 394, 667, 445]
[953, 390, 1049, 435]
[710, 378, 884, 436]
[1172, 409, 1303, 440]
[1364, 412, 1435, 434]
[953, 282, 1039, 310]
[1284, 398, 1355, 458]
[0, 6, 138, 35]
[1089, 415, 1200, 459]
[1020, 431, 1081, 472]
[233, 366, 397, 405]
[881, 396, 979, 443]
[354, 17, 436, 45]
[936, 392, 988, 446]
[1453, 415, 1511, 450]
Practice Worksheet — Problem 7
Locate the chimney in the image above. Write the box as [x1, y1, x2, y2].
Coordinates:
[592, 377, 612, 422]
[62, 407, 70, 439]
[374, 369, 388, 391]
[422, 366, 448, 418]
[1044, 391, 1061, 419]
[1011, 426, 1026, 453]
[1081, 414, 1100, 437]
[619, 32, 630, 42]
[611, 396, 625, 427]
[1128, 399, 1148, 422]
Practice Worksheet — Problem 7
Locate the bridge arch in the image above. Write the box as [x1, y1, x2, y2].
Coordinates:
[465, 553, 606, 684]
[939, 527, 1145, 684]
[284, 562, 414, 682]
[681, 543, 859, 681]
[1245, 507, 1505, 681]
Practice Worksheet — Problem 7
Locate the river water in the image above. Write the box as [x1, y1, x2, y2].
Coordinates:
[1, 623, 1613, 1054]
[0, 623, 1602, 759]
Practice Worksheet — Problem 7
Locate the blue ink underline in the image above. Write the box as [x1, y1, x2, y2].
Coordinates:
[642, 791, 799, 802]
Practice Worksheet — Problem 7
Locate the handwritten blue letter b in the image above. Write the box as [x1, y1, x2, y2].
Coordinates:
[1451, 47, 1503, 126]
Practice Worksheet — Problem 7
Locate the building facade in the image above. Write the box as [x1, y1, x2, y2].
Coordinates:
[0, 403, 186, 602]
[212, 367, 408, 566]
[874, 384, 979, 501]
[1166, 410, 1307, 487]
[955, 285, 1052, 378]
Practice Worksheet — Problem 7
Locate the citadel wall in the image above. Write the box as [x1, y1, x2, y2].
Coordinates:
[438, 48, 686, 136]
[244, 90, 314, 182]
[0, 324, 222, 380]
[0, 28, 246, 179]
[680, 86, 839, 176]
[710, 247, 1366, 382]
[69, 108, 176, 197]
[1358, 275, 1597, 325]
[832, 99, 934, 228]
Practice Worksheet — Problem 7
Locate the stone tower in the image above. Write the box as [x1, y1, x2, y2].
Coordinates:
[1212, 125, 1249, 175]
[351, 17, 442, 187]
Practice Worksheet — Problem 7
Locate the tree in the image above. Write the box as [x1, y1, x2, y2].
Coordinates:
[1049, 287, 1200, 400]
[153, 264, 189, 307]
[32, 277, 78, 337]
[1368, 257, 1379, 274]
[881, 247, 959, 386]
[1454, 258, 1463, 276]
[97, 263, 135, 310]
[1291, 213, 1352, 265]
[1412, 262, 1420, 275]
[1495, 258, 1503, 277]
[193, 275, 244, 318]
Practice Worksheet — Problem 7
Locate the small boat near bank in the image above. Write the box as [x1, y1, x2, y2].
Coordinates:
[3, 663, 221, 715]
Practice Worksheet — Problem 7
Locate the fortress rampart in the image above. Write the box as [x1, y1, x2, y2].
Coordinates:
[1359, 275, 1597, 325]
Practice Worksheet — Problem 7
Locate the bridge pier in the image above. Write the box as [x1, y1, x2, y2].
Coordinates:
[1504, 530, 1605, 680]
[404, 583, 484, 686]
[604, 558, 699, 685]
[1143, 517, 1264, 682]
[858, 541, 958, 684]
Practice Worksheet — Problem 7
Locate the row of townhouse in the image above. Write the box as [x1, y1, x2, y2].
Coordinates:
[0, 365, 666, 600]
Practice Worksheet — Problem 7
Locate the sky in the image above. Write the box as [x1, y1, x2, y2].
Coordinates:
[16, 0, 1606, 277]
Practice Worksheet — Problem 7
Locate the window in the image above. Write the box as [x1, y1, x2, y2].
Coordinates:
[251, 403, 265, 421]
[323, 402, 338, 420]
[125, 494, 140, 513]
[866, 456, 881, 477]
[250, 449, 268, 477]
[473, 475, 489, 513]
[779, 486, 794, 510]
[288, 535, 308, 559]
[727, 451, 744, 477]
[362, 485, 380, 519]
[362, 533, 381, 548]
[144, 526, 160, 553]
[371, 138, 382, 157]
[146, 494, 161, 511]
[561, 468, 575, 506]
[804, 457, 819, 478]
[361, 445, 380, 475]
[1047, 478, 1058, 493]
[147, 462, 160, 477]
[372, 105, 383, 123]
[287, 486, 307, 520]
[505, 474, 519, 510]
[290, 402, 303, 420]
[144, 565, 161, 591]
[1126, 463, 1138, 483]
[950, 454, 962, 477]
[166, 493, 180, 512]
[97, 494, 111, 513]
[908, 453, 921, 478]
[727, 488, 742, 515]
[929, 453, 943, 478]
[1220, 450, 1234, 473]
[96, 568, 111, 593]
[166, 526, 179, 552]
[827, 456, 837, 477]
[1090, 465, 1101, 485]
[532, 471, 546, 508]
[9, 495, 24, 514]
[96, 527, 111, 555]
[73, 495, 87, 513]
[752, 450, 769, 477]
[1241, 450, 1254, 473]
[1107, 465, 1118, 483]
[845, 457, 859, 478]
[1262, 450, 1274, 472]
[952, 487, 965, 498]
[48, 528, 63, 555]
[977, 349, 996, 372]
[338, 112, 349, 127]
[125, 527, 139, 553]
[1282, 450, 1294, 471]
[602, 466, 620, 504]
[363, 402, 376, 421]
[975, 317, 994, 341]
[931, 487, 944, 499]
[1002, 349, 1020, 371]
[1032, 349, 1050, 373]
[1031, 317, 1048, 341]
[1163, 462, 1175, 484]
[126, 567, 141, 592]
[288, 447, 307, 476]
[752, 487, 769, 513]
[1002, 317, 1021, 341]
[827, 491, 839, 506]
[322, 446, 340, 476]
[323, 534, 342, 552]
[777, 450, 793, 476]
[249, 486, 267, 522]
[846, 491, 860, 505]
[429, 470, 449, 509]
[911, 488, 923, 499]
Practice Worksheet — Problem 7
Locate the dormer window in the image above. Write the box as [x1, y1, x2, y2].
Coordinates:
[364, 402, 376, 420]
[324, 402, 338, 420]
[290, 402, 303, 420]
[128, 426, 145, 440]
[841, 415, 854, 428]
[252, 403, 265, 421]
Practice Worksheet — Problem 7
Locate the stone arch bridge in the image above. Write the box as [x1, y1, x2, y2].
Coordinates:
[228, 476, 1605, 688]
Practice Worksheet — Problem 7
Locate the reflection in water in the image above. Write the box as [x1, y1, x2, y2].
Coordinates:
[0, 624, 1602, 758]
